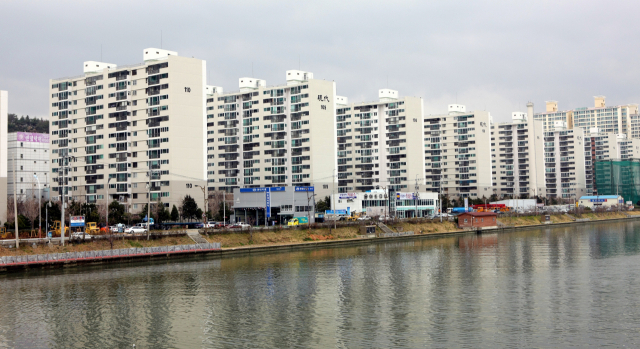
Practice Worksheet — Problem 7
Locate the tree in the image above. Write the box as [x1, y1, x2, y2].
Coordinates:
[195, 208, 203, 222]
[171, 205, 179, 221]
[108, 200, 126, 224]
[156, 201, 170, 224]
[181, 195, 199, 221]
[316, 196, 331, 212]
[22, 197, 40, 230]
[215, 201, 231, 222]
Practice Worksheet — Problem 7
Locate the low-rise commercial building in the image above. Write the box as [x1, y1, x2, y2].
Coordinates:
[578, 195, 623, 209]
[231, 186, 316, 225]
[331, 190, 438, 218]
[457, 212, 498, 230]
[7, 132, 50, 200]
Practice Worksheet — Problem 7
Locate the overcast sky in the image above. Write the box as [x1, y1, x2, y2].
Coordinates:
[0, 0, 638, 122]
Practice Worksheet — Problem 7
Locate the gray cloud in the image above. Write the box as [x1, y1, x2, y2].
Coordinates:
[0, 0, 638, 122]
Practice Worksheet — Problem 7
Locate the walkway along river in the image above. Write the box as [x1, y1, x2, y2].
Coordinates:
[1, 219, 640, 348]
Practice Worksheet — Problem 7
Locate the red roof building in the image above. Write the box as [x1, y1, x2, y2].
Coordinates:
[457, 212, 498, 230]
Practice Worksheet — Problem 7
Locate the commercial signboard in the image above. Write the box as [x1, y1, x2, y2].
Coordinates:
[266, 191, 271, 218]
[325, 209, 347, 215]
[396, 192, 416, 200]
[295, 186, 314, 192]
[339, 193, 358, 200]
[70, 216, 85, 227]
[590, 199, 606, 203]
[17, 132, 49, 144]
[239, 187, 285, 193]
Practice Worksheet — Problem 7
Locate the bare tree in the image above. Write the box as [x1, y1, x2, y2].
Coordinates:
[22, 197, 40, 231]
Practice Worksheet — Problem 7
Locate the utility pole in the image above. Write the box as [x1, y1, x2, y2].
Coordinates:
[414, 174, 419, 218]
[196, 184, 208, 232]
[12, 153, 19, 248]
[332, 169, 336, 230]
[34, 174, 41, 238]
[106, 177, 112, 247]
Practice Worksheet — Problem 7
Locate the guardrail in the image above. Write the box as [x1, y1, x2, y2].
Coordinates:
[0, 243, 221, 267]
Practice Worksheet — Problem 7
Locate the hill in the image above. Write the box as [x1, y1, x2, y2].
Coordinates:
[8, 114, 48, 133]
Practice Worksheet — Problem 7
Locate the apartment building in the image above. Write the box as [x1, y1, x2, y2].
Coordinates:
[205, 70, 336, 197]
[49, 48, 207, 213]
[335, 89, 424, 193]
[534, 97, 639, 136]
[490, 104, 546, 199]
[0, 91, 7, 223]
[7, 132, 50, 200]
[424, 105, 493, 199]
[584, 132, 640, 195]
[543, 123, 588, 200]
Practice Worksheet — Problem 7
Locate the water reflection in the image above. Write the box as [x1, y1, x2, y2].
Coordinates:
[1, 221, 640, 347]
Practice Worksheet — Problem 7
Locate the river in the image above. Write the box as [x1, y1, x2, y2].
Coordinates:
[1, 220, 640, 348]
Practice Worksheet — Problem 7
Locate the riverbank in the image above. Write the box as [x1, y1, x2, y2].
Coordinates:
[0, 212, 638, 272]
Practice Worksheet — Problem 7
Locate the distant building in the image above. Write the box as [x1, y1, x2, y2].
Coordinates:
[7, 132, 50, 201]
[533, 96, 638, 136]
[0, 91, 7, 223]
[331, 190, 438, 218]
[543, 124, 589, 200]
[457, 212, 498, 230]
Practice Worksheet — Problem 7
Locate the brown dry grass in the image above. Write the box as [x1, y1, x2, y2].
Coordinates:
[0, 235, 194, 257]
[204, 226, 360, 248]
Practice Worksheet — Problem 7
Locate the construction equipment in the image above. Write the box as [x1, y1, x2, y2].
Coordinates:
[0, 227, 11, 239]
[51, 220, 69, 237]
[85, 222, 100, 235]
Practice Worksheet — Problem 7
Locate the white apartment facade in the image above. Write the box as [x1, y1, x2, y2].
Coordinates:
[7, 132, 50, 200]
[335, 89, 424, 193]
[543, 124, 589, 200]
[0, 91, 7, 223]
[49, 48, 207, 214]
[424, 105, 493, 199]
[205, 70, 336, 197]
[490, 104, 546, 199]
[534, 97, 639, 136]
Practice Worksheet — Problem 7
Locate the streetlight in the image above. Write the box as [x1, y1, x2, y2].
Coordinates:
[34, 174, 41, 238]
[106, 177, 112, 241]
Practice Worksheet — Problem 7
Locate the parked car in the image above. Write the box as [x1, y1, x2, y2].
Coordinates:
[357, 216, 371, 221]
[205, 221, 216, 228]
[125, 226, 147, 234]
[379, 215, 393, 221]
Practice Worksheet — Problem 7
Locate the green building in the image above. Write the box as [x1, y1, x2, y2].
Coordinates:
[595, 160, 640, 205]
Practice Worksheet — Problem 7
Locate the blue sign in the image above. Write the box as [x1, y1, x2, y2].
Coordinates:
[325, 209, 347, 215]
[240, 187, 286, 193]
[266, 191, 271, 218]
[295, 186, 314, 192]
[590, 199, 606, 203]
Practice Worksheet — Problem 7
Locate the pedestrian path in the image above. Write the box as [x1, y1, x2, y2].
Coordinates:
[186, 230, 209, 244]
[377, 222, 395, 235]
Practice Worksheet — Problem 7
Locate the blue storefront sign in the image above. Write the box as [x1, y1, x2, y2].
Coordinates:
[240, 187, 286, 193]
[266, 191, 271, 218]
[325, 209, 347, 215]
[590, 199, 606, 203]
[295, 186, 314, 192]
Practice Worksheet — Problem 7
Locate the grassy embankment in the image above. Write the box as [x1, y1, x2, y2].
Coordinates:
[0, 235, 194, 257]
[0, 211, 636, 256]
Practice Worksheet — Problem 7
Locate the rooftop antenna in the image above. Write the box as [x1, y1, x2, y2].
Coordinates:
[101, 44, 102, 61]
[161, 30, 162, 49]
[252, 62, 253, 77]
[299, 55, 300, 70]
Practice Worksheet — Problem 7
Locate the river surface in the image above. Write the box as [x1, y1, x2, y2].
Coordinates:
[2, 221, 640, 348]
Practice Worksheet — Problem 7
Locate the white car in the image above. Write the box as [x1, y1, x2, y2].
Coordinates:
[379, 215, 393, 221]
[125, 226, 147, 234]
[357, 216, 371, 221]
